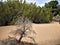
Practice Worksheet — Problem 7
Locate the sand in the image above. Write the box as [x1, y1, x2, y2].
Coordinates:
[0, 22, 60, 45]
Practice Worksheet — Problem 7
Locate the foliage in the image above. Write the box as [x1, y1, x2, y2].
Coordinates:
[0, 0, 59, 25]
[45, 0, 58, 16]
[58, 5, 60, 15]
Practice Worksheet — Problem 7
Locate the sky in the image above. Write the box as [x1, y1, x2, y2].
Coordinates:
[26, 0, 60, 7]
[3, 0, 60, 7]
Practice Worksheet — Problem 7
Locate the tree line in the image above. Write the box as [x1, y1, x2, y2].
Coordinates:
[0, 0, 60, 26]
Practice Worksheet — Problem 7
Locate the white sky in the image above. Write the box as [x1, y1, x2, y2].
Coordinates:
[2, 0, 60, 7]
[26, 0, 51, 7]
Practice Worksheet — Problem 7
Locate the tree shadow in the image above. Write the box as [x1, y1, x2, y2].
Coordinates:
[0, 37, 37, 45]
[19, 41, 37, 45]
[0, 41, 37, 45]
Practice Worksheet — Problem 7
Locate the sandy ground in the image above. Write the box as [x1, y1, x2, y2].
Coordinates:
[0, 22, 60, 45]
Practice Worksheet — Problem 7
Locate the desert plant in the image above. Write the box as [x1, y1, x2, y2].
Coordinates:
[10, 16, 36, 43]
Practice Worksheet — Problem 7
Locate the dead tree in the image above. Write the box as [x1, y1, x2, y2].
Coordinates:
[10, 16, 36, 43]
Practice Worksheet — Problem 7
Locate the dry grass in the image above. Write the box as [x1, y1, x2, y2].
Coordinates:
[0, 22, 60, 45]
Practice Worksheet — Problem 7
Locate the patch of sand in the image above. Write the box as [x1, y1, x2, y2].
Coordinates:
[0, 22, 60, 45]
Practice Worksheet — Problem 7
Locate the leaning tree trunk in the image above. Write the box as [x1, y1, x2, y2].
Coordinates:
[18, 35, 23, 43]
[59, 20, 60, 24]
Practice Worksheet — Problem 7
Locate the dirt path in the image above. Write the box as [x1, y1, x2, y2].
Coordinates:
[0, 22, 60, 45]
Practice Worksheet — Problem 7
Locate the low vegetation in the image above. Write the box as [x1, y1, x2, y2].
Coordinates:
[0, 0, 60, 25]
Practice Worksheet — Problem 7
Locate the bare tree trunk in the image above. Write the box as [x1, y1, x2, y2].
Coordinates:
[18, 35, 23, 43]
[59, 20, 60, 24]
[18, 16, 26, 43]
